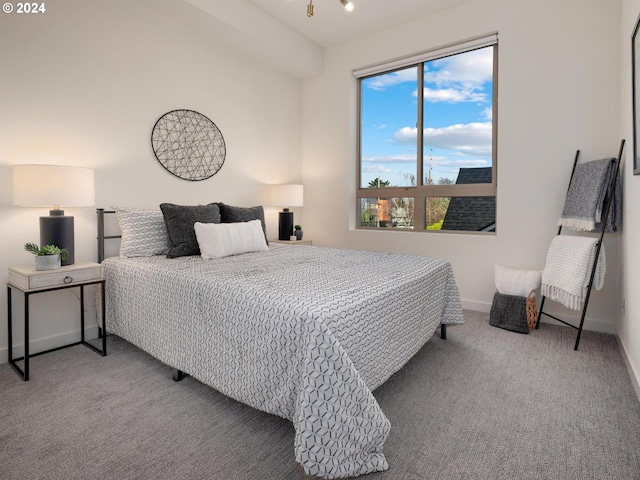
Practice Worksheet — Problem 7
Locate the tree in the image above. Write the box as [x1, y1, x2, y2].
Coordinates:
[363, 178, 393, 226]
[360, 203, 377, 227]
[362, 175, 452, 229]
[368, 177, 391, 188]
[426, 178, 452, 229]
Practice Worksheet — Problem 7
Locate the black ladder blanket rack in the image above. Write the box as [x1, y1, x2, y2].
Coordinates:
[535, 139, 625, 350]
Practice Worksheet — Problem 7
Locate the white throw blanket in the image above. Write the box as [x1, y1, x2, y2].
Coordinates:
[541, 236, 606, 310]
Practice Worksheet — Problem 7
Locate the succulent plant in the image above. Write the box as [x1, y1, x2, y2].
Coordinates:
[24, 242, 69, 261]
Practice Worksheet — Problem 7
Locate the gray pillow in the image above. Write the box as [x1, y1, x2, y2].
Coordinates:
[160, 203, 221, 258]
[218, 203, 268, 245]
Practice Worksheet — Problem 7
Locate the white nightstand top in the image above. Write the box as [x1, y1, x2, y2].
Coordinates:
[8, 261, 103, 292]
[270, 239, 312, 246]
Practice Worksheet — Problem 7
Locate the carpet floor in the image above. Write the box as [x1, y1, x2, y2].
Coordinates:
[1, 310, 639, 479]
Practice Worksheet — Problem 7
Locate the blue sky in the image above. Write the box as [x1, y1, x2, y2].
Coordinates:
[360, 46, 494, 187]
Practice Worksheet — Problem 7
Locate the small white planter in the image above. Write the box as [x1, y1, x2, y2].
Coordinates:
[35, 254, 61, 271]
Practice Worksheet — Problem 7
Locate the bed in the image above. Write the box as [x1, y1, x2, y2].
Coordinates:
[97, 206, 464, 479]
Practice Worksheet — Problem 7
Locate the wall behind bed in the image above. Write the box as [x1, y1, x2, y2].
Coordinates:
[300, 0, 622, 334]
[0, 0, 309, 362]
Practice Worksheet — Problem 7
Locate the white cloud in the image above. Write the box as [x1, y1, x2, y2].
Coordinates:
[482, 106, 493, 120]
[428, 158, 488, 168]
[364, 47, 493, 108]
[362, 154, 416, 164]
[364, 67, 417, 90]
[362, 165, 392, 174]
[394, 122, 492, 157]
[419, 49, 493, 104]
[420, 87, 487, 103]
[425, 47, 493, 88]
[362, 153, 488, 169]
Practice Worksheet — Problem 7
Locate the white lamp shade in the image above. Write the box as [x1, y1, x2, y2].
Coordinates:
[13, 165, 95, 207]
[267, 184, 304, 207]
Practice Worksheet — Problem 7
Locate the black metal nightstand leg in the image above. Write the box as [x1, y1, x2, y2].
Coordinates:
[7, 286, 27, 381]
[80, 282, 107, 356]
[80, 286, 85, 343]
[7, 285, 12, 363]
[101, 282, 106, 355]
[24, 293, 29, 380]
[7, 287, 29, 381]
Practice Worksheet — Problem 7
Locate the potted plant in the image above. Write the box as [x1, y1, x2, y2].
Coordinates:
[24, 242, 69, 271]
[294, 225, 303, 241]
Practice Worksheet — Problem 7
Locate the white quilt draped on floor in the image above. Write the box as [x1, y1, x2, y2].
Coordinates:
[102, 244, 463, 478]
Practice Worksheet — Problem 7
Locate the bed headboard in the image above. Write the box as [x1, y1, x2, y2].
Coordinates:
[96, 208, 120, 263]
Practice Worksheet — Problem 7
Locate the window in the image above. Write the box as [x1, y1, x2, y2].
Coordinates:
[356, 34, 497, 232]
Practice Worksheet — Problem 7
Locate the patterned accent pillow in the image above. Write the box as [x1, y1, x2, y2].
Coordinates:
[113, 207, 169, 258]
[160, 203, 221, 258]
[194, 220, 269, 259]
[218, 203, 268, 245]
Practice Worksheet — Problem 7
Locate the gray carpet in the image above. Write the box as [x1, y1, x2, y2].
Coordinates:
[2, 310, 639, 480]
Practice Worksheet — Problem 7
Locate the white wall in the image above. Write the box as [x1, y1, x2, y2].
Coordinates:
[620, 0, 640, 392]
[301, 0, 622, 333]
[0, 0, 303, 361]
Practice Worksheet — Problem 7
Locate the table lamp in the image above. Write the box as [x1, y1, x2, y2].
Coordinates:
[13, 165, 95, 266]
[267, 184, 304, 240]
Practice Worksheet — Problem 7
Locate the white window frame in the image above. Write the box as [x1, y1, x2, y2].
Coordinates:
[355, 33, 498, 233]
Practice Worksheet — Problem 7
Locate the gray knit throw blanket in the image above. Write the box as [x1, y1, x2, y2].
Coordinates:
[558, 158, 621, 233]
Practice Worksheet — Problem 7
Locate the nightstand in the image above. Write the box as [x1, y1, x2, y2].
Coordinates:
[270, 239, 313, 246]
[7, 261, 106, 381]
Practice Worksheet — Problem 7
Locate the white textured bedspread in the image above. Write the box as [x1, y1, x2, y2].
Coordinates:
[103, 244, 463, 478]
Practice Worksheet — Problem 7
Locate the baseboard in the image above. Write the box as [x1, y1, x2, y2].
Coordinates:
[617, 336, 640, 403]
[461, 299, 491, 313]
[537, 315, 616, 335]
[461, 299, 616, 334]
[0, 325, 100, 364]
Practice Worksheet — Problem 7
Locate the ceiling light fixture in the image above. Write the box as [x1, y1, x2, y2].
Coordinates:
[339, 0, 355, 12]
[306, 0, 354, 18]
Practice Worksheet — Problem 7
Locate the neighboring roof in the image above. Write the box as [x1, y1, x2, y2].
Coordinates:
[441, 167, 496, 232]
[454, 167, 492, 185]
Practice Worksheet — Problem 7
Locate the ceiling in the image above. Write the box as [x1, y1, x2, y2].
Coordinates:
[247, 0, 475, 48]
[139, 0, 476, 78]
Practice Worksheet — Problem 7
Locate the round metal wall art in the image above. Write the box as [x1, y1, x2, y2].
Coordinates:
[151, 109, 226, 181]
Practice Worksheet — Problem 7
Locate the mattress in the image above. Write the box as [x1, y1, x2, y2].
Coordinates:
[102, 244, 463, 478]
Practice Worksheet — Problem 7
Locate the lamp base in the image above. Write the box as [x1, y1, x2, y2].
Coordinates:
[40, 215, 74, 266]
[278, 210, 294, 241]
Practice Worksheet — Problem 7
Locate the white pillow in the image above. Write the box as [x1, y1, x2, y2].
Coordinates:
[113, 206, 169, 257]
[194, 220, 269, 259]
[494, 264, 542, 297]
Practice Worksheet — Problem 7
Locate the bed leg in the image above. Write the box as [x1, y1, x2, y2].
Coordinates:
[440, 324, 447, 340]
[172, 369, 186, 381]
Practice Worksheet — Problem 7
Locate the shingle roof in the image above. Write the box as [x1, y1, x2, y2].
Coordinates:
[441, 167, 495, 232]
